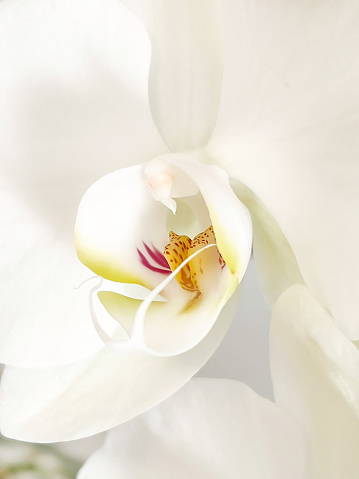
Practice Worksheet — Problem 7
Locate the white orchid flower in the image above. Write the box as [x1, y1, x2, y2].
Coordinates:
[74, 154, 251, 355]
[0, 0, 358, 452]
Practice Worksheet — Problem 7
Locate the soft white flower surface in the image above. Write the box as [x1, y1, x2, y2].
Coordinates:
[0, 274, 244, 442]
[271, 285, 359, 478]
[0, 0, 358, 454]
[206, 0, 359, 339]
[77, 378, 306, 479]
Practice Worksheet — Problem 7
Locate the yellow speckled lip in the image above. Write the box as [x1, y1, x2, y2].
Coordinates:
[163, 226, 223, 295]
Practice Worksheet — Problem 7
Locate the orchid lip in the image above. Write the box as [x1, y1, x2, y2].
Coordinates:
[86, 225, 229, 354]
[132, 243, 218, 346]
[74, 157, 252, 359]
[88, 242, 220, 354]
[138, 224, 226, 297]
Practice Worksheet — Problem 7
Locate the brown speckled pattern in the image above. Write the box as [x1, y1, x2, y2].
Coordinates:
[163, 226, 224, 294]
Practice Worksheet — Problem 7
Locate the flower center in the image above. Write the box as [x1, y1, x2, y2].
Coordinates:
[164, 225, 225, 296]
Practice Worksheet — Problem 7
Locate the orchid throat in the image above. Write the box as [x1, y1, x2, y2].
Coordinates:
[138, 225, 225, 297]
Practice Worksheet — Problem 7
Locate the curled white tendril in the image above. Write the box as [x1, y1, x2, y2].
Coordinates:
[75, 244, 217, 353]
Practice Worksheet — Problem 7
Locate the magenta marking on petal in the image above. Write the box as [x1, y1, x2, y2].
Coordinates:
[137, 248, 171, 275]
[143, 242, 170, 269]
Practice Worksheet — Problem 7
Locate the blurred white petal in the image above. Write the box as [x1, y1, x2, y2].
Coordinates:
[0, 0, 167, 367]
[208, 0, 359, 338]
[0, 290, 239, 442]
[123, 0, 223, 151]
[78, 378, 306, 479]
[271, 285, 359, 478]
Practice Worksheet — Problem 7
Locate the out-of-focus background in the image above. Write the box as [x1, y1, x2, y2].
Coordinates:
[200, 259, 272, 399]
[0, 259, 272, 476]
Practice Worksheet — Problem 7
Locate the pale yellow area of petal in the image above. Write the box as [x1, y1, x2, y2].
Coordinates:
[98, 291, 163, 338]
[74, 165, 169, 290]
[207, 207, 237, 275]
[75, 233, 146, 288]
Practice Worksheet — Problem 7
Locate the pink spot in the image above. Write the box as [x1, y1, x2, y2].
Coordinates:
[137, 242, 171, 275]
[142, 242, 170, 269]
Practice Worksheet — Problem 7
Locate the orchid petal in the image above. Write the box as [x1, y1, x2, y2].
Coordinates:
[122, 0, 223, 151]
[78, 378, 306, 479]
[75, 165, 169, 287]
[0, 185, 106, 368]
[270, 285, 359, 478]
[0, 0, 167, 368]
[0, 0, 166, 181]
[208, 0, 359, 338]
[231, 179, 304, 307]
[0, 291, 239, 442]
